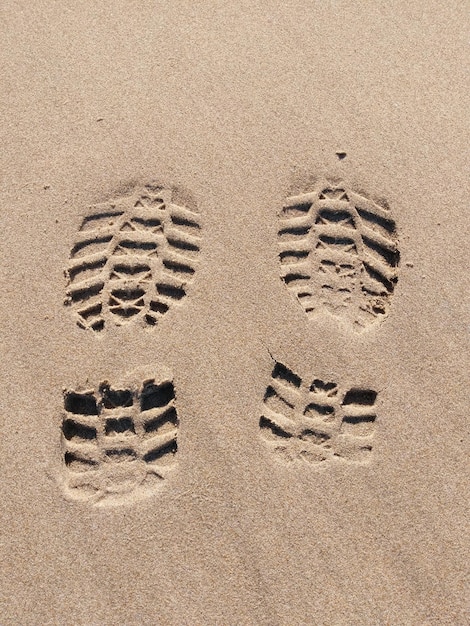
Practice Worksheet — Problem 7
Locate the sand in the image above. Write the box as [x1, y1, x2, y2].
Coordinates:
[0, 1, 469, 624]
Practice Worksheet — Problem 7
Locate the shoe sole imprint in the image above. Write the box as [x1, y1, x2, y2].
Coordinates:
[65, 183, 201, 331]
[279, 179, 399, 330]
[259, 361, 378, 465]
[60, 367, 178, 505]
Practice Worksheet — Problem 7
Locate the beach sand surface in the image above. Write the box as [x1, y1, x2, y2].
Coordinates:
[0, 2, 468, 624]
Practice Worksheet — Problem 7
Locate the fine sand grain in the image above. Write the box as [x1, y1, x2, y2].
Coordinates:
[1, 1, 469, 624]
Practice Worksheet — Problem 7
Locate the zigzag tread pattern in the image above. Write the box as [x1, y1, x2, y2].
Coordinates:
[60, 368, 178, 505]
[279, 180, 399, 330]
[65, 184, 201, 331]
[259, 361, 378, 465]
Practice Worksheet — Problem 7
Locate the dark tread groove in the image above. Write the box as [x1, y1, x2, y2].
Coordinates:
[278, 180, 399, 330]
[61, 370, 179, 504]
[260, 361, 379, 466]
[65, 184, 200, 330]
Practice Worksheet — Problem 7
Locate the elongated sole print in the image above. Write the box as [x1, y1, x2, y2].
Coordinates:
[60, 367, 178, 505]
[259, 361, 378, 465]
[279, 179, 399, 330]
[65, 183, 201, 331]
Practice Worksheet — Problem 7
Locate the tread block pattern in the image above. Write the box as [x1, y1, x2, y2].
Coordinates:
[279, 180, 399, 329]
[61, 368, 178, 504]
[65, 184, 201, 331]
[260, 361, 378, 465]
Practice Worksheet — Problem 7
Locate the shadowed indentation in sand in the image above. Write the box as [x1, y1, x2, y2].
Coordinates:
[278, 179, 399, 330]
[65, 184, 201, 331]
[61, 369, 178, 505]
[259, 360, 379, 466]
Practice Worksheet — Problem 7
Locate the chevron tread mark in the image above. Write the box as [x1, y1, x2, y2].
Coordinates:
[65, 184, 201, 331]
[260, 360, 378, 465]
[279, 180, 399, 330]
[60, 367, 179, 505]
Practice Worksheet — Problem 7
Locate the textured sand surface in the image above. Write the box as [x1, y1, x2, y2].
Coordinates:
[0, 1, 469, 624]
